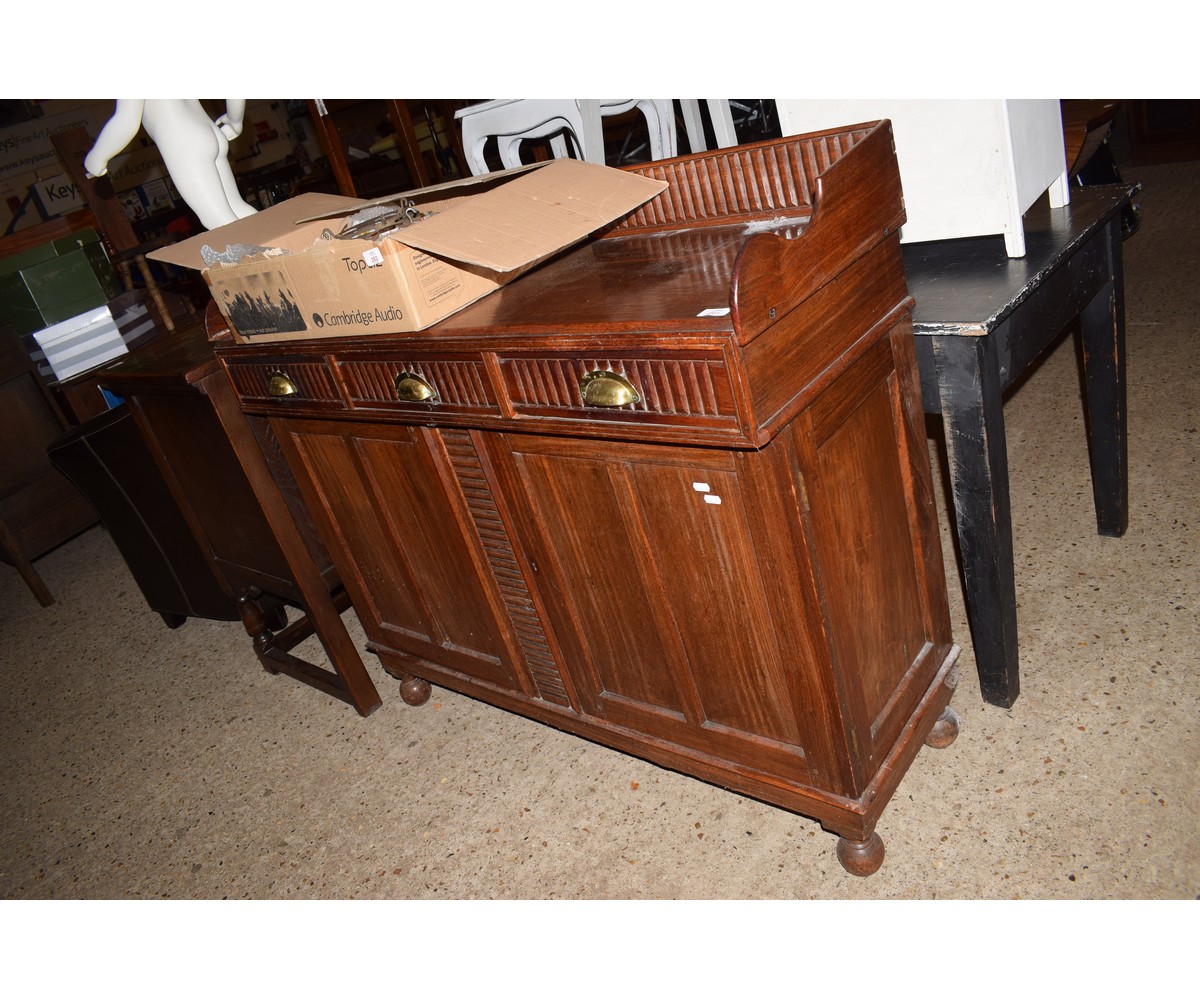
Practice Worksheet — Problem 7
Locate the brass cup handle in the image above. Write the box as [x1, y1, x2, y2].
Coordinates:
[267, 372, 298, 397]
[394, 371, 438, 402]
[580, 370, 641, 408]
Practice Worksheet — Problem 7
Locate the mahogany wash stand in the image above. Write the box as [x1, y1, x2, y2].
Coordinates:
[213, 122, 961, 876]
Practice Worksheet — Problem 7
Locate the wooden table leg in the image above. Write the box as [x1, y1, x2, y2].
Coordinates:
[1079, 226, 1128, 537]
[932, 334, 1021, 708]
[204, 379, 382, 717]
[0, 517, 55, 607]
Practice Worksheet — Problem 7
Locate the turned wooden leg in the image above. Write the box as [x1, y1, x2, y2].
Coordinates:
[836, 832, 885, 877]
[399, 674, 432, 706]
[236, 590, 281, 675]
[134, 255, 175, 332]
[925, 706, 960, 749]
[115, 259, 135, 294]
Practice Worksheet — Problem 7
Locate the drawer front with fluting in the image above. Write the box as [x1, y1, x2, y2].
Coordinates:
[337, 354, 499, 417]
[496, 351, 748, 439]
[223, 357, 346, 413]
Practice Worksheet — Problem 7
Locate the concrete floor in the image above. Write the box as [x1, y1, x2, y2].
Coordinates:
[1, 163, 1195, 916]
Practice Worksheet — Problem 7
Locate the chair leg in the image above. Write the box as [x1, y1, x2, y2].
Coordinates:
[462, 128, 490, 176]
[549, 133, 573, 160]
[133, 255, 174, 332]
[636, 99, 678, 160]
[500, 119, 581, 169]
[460, 102, 591, 174]
[499, 135, 526, 170]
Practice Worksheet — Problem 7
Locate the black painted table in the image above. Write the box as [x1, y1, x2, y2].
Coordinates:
[905, 184, 1132, 708]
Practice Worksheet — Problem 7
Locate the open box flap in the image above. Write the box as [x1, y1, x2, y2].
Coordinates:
[148, 159, 667, 277]
[147, 192, 367, 270]
[390, 158, 668, 273]
[291, 161, 547, 222]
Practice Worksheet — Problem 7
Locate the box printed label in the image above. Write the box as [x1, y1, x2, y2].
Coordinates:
[413, 252, 463, 306]
[220, 270, 308, 337]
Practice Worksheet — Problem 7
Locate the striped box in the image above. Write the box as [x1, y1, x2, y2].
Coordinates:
[33, 304, 127, 382]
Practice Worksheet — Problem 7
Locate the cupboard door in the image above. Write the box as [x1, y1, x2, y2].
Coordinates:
[488, 433, 821, 784]
[270, 416, 520, 692]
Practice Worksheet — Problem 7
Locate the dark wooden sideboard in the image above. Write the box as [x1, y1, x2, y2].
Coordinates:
[215, 123, 961, 875]
[1, 325, 96, 605]
[99, 325, 381, 715]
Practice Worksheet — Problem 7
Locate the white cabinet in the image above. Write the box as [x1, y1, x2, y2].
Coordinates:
[775, 99, 1069, 257]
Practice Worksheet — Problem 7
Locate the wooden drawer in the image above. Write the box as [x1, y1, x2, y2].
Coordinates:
[226, 345, 755, 445]
[226, 352, 501, 421]
[223, 356, 346, 413]
[338, 353, 498, 417]
[496, 348, 749, 439]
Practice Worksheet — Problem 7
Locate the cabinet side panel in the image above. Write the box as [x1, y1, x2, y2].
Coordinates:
[816, 386, 927, 714]
[803, 337, 937, 773]
[742, 243, 909, 442]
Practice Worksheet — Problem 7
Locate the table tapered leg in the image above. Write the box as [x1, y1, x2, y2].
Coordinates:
[932, 335, 1021, 708]
[1079, 232, 1128, 537]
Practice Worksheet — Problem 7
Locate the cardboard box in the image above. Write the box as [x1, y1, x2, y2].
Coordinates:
[32, 304, 128, 382]
[150, 158, 669, 343]
[775, 100, 1070, 257]
[0, 227, 122, 335]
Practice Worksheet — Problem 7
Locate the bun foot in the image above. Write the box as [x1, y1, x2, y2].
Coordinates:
[399, 675, 432, 706]
[925, 706, 960, 749]
[836, 832, 885, 876]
